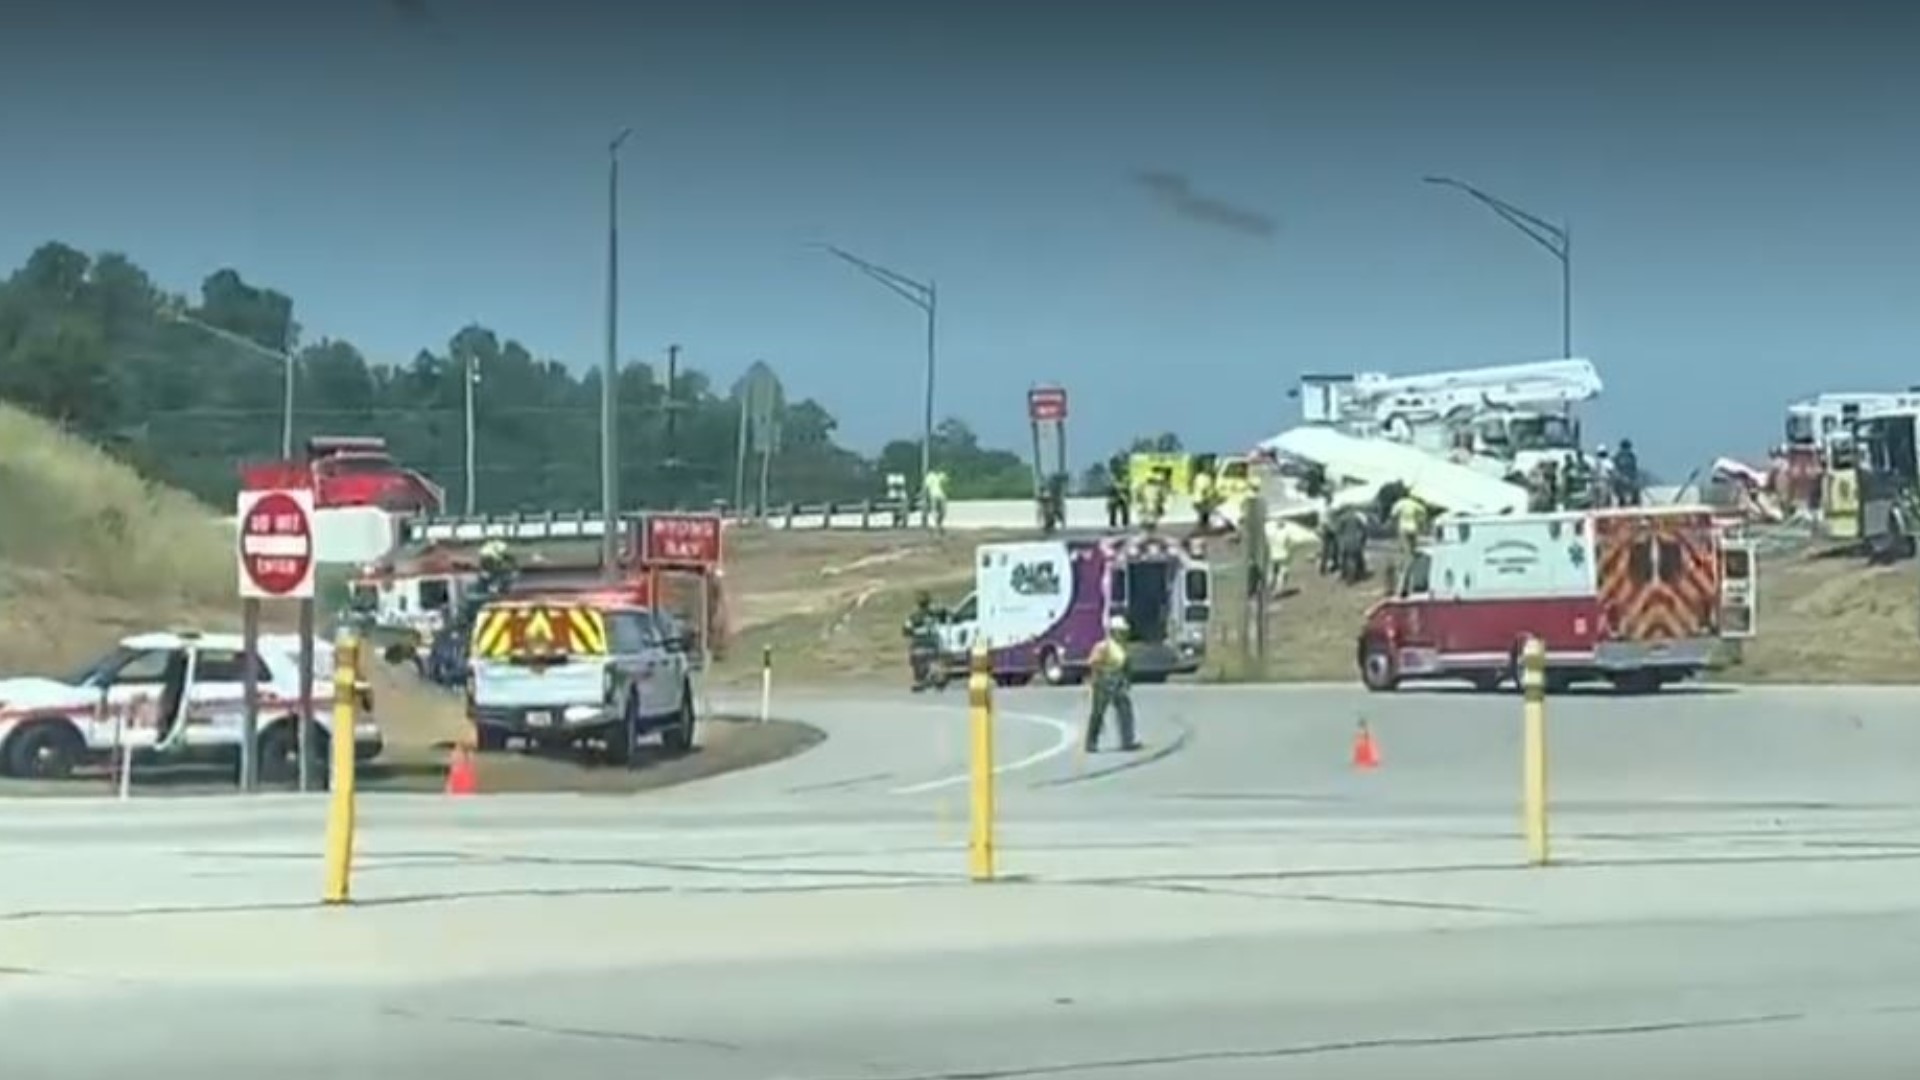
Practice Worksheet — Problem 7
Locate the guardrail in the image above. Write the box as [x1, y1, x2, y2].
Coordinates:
[736, 496, 1199, 532]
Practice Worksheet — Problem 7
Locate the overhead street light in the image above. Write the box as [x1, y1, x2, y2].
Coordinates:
[167, 309, 297, 459]
[813, 242, 937, 527]
[1423, 175, 1573, 359]
[602, 126, 633, 577]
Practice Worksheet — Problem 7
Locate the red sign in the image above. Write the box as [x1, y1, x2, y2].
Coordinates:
[1028, 386, 1068, 423]
[237, 488, 316, 599]
[638, 512, 724, 568]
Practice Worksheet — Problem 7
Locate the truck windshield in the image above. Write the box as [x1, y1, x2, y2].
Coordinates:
[1509, 415, 1576, 450]
[1785, 412, 1816, 445]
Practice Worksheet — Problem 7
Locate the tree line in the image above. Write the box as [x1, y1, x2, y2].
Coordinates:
[0, 242, 1046, 513]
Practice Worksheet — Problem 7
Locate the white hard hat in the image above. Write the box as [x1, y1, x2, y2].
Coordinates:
[1108, 615, 1128, 632]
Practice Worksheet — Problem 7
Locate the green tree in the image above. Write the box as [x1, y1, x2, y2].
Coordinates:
[0, 240, 1039, 515]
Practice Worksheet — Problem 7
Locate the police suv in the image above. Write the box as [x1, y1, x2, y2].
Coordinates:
[0, 630, 383, 781]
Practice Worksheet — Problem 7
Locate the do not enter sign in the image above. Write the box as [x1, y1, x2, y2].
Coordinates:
[236, 487, 317, 599]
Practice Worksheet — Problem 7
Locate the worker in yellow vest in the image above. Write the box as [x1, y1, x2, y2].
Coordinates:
[1191, 469, 1219, 532]
[1389, 490, 1429, 560]
[922, 468, 949, 533]
[1084, 616, 1142, 753]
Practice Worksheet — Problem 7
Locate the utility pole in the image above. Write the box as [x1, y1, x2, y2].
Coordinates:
[602, 127, 632, 577]
[463, 342, 478, 514]
[815, 243, 938, 528]
[1422, 175, 1573, 358]
[663, 343, 682, 507]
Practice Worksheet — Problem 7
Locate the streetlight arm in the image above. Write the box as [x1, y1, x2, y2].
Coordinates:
[820, 244, 933, 312]
[1424, 176, 1566, 258]
[168, 310, 292, 364]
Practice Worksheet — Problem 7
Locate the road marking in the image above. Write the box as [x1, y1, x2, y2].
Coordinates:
[889, 708, 1079, 795]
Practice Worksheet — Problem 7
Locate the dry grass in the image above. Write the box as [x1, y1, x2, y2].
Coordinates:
[0, 403, 1914, 693]
[0, 404, 250, 673]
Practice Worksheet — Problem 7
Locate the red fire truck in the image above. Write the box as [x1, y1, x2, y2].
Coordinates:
[1358, 506, 1757, 694]
[302, 436, 444, 514]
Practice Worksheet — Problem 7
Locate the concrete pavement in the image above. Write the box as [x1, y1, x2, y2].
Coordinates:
[5, 682, 1920, 1076]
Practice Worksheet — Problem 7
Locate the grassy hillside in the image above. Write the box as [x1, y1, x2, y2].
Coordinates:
[0, 403, 236, 672]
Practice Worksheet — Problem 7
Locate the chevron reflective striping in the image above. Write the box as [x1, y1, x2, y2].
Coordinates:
[567, 608, 609, 655]
[471, 609, 512, 658]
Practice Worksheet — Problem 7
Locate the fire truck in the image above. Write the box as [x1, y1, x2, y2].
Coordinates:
[1358, 506, 1756, 693]
[301, 436, 444, 514]
[360, 511, 730, 684]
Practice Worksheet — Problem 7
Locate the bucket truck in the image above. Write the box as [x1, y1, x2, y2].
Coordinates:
[1297, 358, 1602, 477]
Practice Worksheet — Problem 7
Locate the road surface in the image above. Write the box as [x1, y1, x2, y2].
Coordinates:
[4, 682, 1920, 1077]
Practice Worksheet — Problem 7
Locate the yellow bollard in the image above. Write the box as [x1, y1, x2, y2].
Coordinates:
[1520, 635, 1550, 867]
[967, 643, 996, 882]
[322, 631, 362, 905]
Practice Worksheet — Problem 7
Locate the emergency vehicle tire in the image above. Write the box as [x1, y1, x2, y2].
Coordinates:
[475, 723, 509, 753]
[1038, 647, 1071, 686]
[1608, 671, 1663, 695]
[4, 719, 83, 780]
[1359, 639, 1399, 693]
[257, 719, 328, 787]
[606, 696, 639, 766]
[660, 689, 696, 755]
[1469, 672, 1503, 693]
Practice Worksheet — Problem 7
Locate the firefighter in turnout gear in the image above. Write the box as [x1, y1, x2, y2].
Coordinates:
[902, 591, 943, 691]
[475, 539, 518, 597]
[1084, 616, 1142, 753]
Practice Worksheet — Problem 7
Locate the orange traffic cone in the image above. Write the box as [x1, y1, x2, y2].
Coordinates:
[1351, 720, 1380, 771]
[444, 745, 479, 796]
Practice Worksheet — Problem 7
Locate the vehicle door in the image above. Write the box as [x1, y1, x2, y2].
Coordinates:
[1393, 552, 1439, 653]
[93, 648, 178, 750]
[606, 610, 672, 718]
[1719, 532, 1758, 638]
[1178, 562, 1210, 651]
[179, 647, 261, 748]
[938, 593, 979, 657]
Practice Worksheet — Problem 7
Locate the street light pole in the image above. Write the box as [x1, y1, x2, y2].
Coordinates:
[168, 310, 297, 457]
[463, 344, 478, 514]
[1422, 175, 1572, 358]
[603, 127, 632, 577]
[815, 243, 937, 527]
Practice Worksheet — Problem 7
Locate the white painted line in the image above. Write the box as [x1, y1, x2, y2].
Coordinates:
[889, 708, 1079, 795]
[242, 535, 311, 557]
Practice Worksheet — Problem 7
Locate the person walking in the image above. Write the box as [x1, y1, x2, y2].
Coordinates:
[1084, 616, 1142, 753]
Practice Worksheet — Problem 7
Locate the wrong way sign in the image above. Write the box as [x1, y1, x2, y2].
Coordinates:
[236, 487, 316, 600]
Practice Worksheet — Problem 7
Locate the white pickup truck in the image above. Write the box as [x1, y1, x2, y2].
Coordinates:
[465, 599, 696, 762]
[0, 630, 383, 781]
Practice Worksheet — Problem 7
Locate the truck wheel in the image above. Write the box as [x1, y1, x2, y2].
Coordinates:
[5, 719, 84, 780]
[603, 696, 637, 766]
[1360, 639, 1399, 693]
[1469, 672, 1503, 693]
[1038, 647, 1070, 686]
[1608, 671, 1663, 695]
[257, 719, 329, 787]
[661, 689, 696, 754]
[475, 723, 509, 753]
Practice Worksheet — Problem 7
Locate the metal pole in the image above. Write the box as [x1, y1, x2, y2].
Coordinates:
[240, 599, 260, 792]
[664, 343, 681, 506]
[463, 347, 477, 514]
[603, 129, 632, 579]
[280, 350, 295, 459]
[297, 599, 315, 793]
[1561, 223, 1573, 360]
[922, 283, 937, 528]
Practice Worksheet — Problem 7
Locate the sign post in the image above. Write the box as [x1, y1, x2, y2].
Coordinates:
[1027, 386, 1069, 531]
[635, 511, 727, 761]
[237, 480, 318, 793]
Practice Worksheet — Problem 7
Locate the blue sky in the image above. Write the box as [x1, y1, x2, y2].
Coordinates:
[3, 0, 1917, 475]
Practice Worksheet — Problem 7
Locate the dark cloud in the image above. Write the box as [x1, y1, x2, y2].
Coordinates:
[1133, 170, 1277, 239]
[386, 0, 436, 25]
